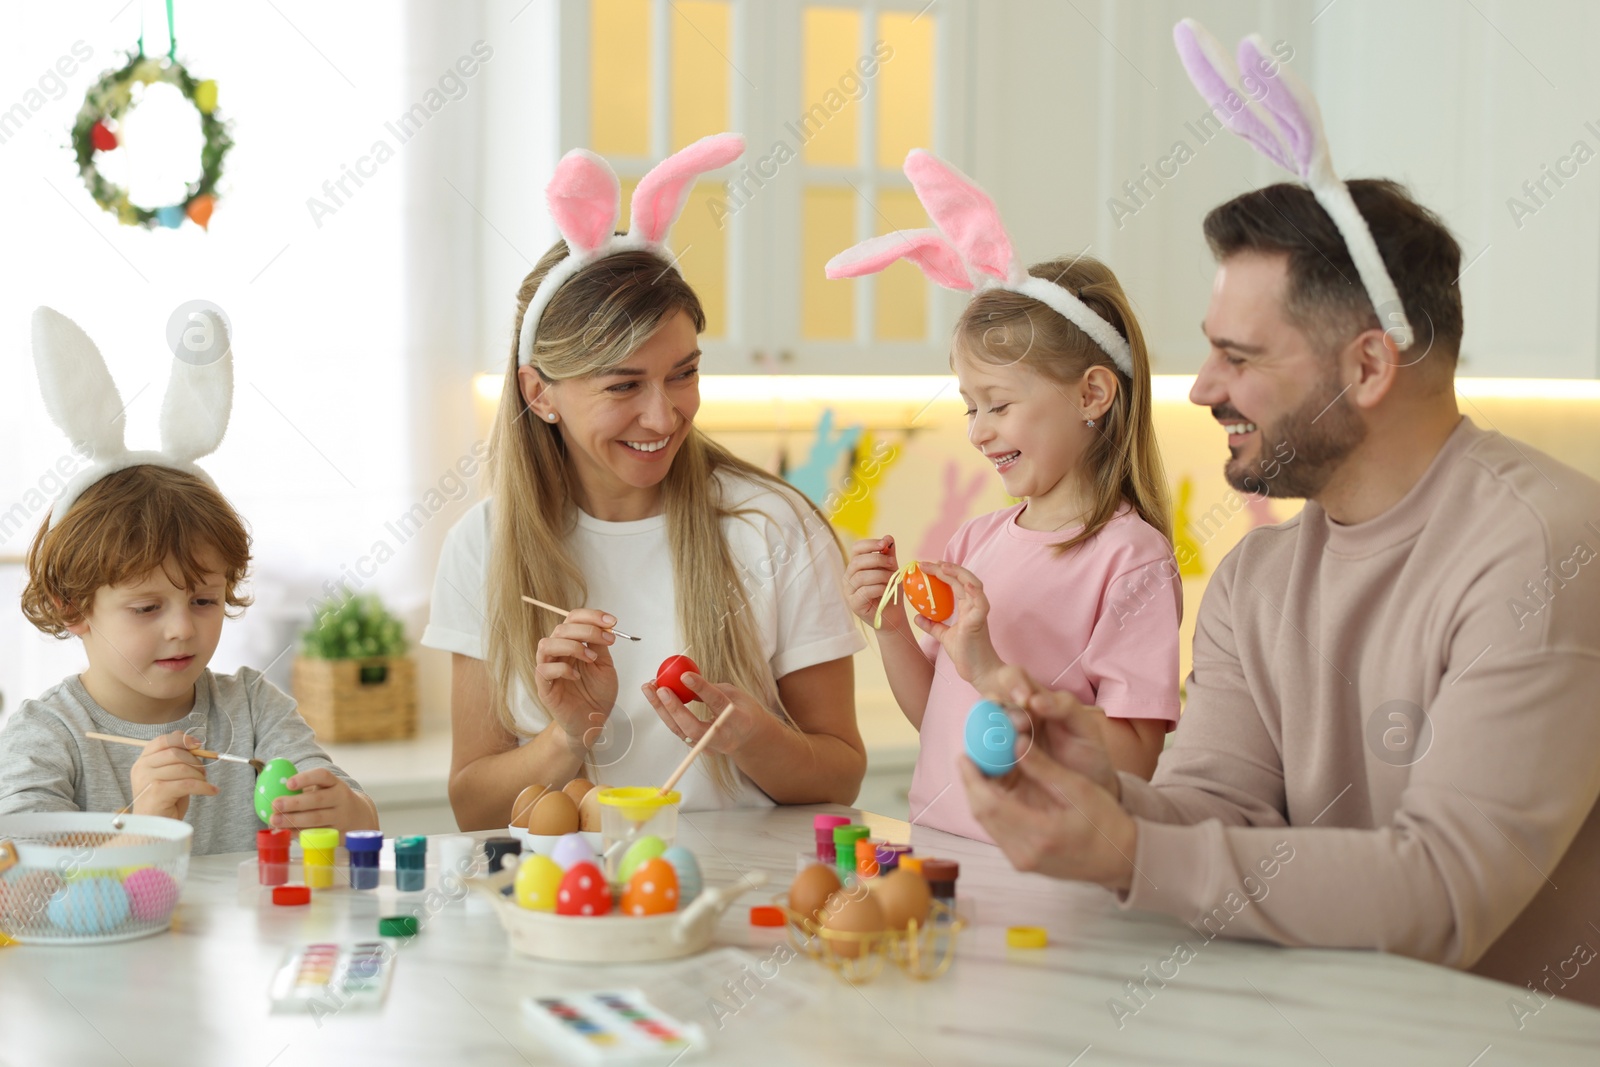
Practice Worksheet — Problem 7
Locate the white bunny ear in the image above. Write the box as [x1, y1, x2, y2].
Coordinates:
[32, 307, 127, 460]
[159, 315, 233, 463]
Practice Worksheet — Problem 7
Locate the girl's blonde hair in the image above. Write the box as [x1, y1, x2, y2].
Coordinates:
[486, 242, 842, 796]
[953, 255, 1171, 553]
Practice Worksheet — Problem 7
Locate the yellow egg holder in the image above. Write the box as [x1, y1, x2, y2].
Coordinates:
[772, 893, 964, 984]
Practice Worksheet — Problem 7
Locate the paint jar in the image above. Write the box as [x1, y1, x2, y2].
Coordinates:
[345, 830, 383, 890]
[855, 837, 884, 879]
[922, 859, 959, 904]
[833, 825, 870, 882]
[483, 836, 522, 874]
[257, 829, 291, 886]
[300, 828, 339, 889]
[875, 843, 912, 875]
[813, 814, 850, 864]
[394, 835, 427, 893]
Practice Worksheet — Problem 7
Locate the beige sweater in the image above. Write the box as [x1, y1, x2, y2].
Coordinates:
[1120, 418, 1600, 1009]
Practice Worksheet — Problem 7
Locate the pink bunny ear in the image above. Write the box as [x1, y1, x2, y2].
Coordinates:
[1237, 35, 1327, 180]
[902, 150, 1015, 284]
[825, 229, 973, 291]
[629, 133, 745, 244]
[547, 149, 620, 255]
[1172, 20, 1294, 174]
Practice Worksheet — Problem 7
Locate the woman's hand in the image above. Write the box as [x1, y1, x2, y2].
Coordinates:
[845, 535, 910, 632]
[534, 608, 620, 756]
[917, 561, 1004, 691]
[270, 767, 379, 832]
[640, 671, 771, 756]
[129, 731, 218, 820]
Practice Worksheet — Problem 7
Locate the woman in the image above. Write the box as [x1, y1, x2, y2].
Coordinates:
[424, 137, 866, 829]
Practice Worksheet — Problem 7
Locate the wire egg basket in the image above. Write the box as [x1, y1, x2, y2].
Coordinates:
[0, 813, 191, 945]
[772, 892, 964, 983]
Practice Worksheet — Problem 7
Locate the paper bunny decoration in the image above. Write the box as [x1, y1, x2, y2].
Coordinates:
[518, 132, 746, 365]
[32, 306, 232, 528]
[1172, 19, 1414, 350]
[825, 148, 1134, 375]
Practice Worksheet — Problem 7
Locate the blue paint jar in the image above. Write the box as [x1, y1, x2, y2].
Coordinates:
[346, 830, 383, 890]
[394, 835, 427, 893]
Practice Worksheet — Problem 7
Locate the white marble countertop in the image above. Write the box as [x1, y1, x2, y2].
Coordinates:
[7, 805, 1598, 1066]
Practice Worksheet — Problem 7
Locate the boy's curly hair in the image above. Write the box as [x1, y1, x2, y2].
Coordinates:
[21, 465, 252, 637]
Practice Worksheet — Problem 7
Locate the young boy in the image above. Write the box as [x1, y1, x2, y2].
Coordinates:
[0, 464, 378, 853]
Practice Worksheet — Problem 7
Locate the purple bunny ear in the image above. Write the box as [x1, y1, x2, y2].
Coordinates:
[1172, 19, 1294, 174]
[1237, 35, 1327, 181]
[825, 229, 973, 291]
[547, 149, 620, 255]
[629, 132, 745, 244]
[903, 149, 1016, 284]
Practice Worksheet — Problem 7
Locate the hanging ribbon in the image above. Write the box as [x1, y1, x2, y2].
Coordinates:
[137, 0, 178, 61]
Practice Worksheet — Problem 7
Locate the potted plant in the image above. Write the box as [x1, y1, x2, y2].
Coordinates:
[291, 594, 417, 742]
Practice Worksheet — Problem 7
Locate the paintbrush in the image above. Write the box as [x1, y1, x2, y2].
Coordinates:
[521, 595, 642, 641]
[85, 731, 266, 771]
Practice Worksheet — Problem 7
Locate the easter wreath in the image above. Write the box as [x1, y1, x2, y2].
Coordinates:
[70, 51, 230, 230]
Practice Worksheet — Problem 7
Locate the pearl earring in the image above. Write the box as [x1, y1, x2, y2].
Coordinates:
[546, 413, 557, 422]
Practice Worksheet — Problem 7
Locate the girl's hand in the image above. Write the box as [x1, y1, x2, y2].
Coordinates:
[845, 535, 909, 632]
[640, 671, 770, 756]
[534, 608, 620, 756]
[916, 561, 1004, 691]
[270, 767, 379, 832]
[129, 731, 218, 820]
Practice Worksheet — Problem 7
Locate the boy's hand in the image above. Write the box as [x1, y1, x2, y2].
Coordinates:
[846, 535, 910, 632]
[129, 731, 219, 821]
[270, 767, 379, 833]
[917, 561, 1004, 690]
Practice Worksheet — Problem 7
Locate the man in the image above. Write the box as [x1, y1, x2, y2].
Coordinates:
[962, 178, 1600, 1009]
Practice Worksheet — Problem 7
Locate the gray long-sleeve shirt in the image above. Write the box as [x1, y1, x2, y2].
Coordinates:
[0, 667, 364, 854]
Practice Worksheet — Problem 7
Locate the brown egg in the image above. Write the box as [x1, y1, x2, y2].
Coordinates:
[820, 886, 886, 959]
[868, 868, 931, 930]
[511, 784, 550, 829]
[578, 786, 604, 832]
[562, 778, 594, 806]
[788, 863, 842, 924]
[526, 788, 581, 836]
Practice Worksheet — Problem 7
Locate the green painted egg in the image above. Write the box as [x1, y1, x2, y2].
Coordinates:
[616, 834, 667, 883]
[253, 758, 300, 825]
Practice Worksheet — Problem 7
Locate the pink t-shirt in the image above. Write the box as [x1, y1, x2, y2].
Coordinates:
[908, 503, 1182, 841]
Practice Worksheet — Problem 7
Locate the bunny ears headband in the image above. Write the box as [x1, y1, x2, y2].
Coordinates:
[517, 132, 745, 366]
[1173, 19, 1414, 350]
[825, 149, 1134, 376]
[32, 306, 232, 528]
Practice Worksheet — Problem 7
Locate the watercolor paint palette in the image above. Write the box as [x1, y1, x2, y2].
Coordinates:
[522, 989, 706, 1064]
[268, 942, 394, 1014]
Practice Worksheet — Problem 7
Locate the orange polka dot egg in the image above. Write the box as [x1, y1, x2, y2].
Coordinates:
[621, 857, 680, 916]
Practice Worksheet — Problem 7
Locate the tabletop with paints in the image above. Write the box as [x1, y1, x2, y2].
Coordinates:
[5, 804, 1600, 1066]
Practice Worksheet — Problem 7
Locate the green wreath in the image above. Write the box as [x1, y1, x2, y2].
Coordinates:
[70, 52, 232, 230]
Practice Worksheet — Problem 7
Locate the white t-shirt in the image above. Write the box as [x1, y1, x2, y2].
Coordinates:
[422, 470, 866, 810]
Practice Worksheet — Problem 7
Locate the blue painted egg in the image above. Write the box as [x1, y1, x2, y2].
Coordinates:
[660, 845, 702, 906]
[964, 699, 1019, 776]
[47, 876, 130, 935]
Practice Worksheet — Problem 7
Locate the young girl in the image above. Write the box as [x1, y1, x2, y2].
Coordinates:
[833, 150, 1180, 841]
[425, 135, 867, 828]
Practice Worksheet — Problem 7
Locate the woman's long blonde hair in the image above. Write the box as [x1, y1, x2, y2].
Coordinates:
[485, 243, 841, 796]
[954, 255, 1171, 553]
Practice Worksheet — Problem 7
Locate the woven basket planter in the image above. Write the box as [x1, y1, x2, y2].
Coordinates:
[290, 656, 417, 742]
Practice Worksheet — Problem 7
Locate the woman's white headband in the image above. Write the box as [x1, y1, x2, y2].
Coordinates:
[824, 148, 1134, 376]
[517, 133, 745, 366]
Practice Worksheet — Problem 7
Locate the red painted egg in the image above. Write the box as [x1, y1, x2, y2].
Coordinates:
[621, 858, 680, 916]
[554, 861, 611, 917]
[90, 121, 118, 152]
[905, 564, 954, 623]
[655, 655, 699, 703]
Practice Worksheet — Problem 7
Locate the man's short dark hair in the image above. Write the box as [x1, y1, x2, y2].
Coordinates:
[1202, 180, 1464, 365]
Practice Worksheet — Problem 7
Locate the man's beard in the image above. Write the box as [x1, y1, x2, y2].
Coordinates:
[1223, 372, 1366, 499]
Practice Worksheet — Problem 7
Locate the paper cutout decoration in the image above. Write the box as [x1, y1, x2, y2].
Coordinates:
[1172, 476, 1206, 578]
[786, 408, 862, 507]
[829, 432, 900, 541]
[916, 461, 987, 561]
